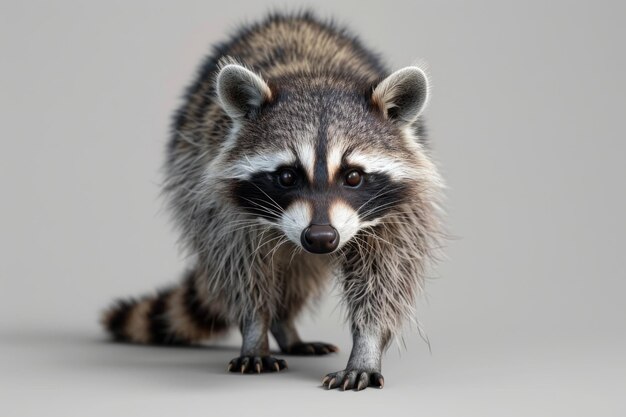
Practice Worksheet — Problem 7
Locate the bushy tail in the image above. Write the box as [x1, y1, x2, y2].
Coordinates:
[101, 271, 231, 345]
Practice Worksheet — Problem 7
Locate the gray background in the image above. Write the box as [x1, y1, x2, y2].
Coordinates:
[1, 1, 624, 416]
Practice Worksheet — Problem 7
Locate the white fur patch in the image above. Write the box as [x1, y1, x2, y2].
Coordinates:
[279, 200, 312, 246]
[326, 144, 344, 182]
[295, 141, 315, 183]
[329, 200, 360, 248]
[224, 151, 296, 180]
[346, 152, 412, 180]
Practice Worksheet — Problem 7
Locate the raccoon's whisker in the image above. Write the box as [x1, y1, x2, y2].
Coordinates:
[213, 221, 262, 238]
[359, 236, 376, 253]
[226, 219, 268, 228]
[354, 185, 404, 214]
[224, 216, 263, 225]
[345, 186, 405, 225]
[264, 235, 287, 260]
[249, 182, 286, 215]
[222, 218, 262, 228]
[258, 233, 285, 254]
[374, 218, 414, 227]
[352, 235, 376, 254]
[249, 234, 268, 264]
[223, 218, 257, 225]
[248, 232, 283, 262]
[359, 195, 404, 213]
[287, 244, 302, 267]
[239, 197, 283, 218]
[358, 200, 404, 219]
[222, 223, 260, 233]
[219, 225, 258, 244]
[266, 236, 289, 272]
[239, 197, 281, 215]
[214, 225, 257, 239]
[246, 230, 281, 276]
[369, 213, 416, 228]
[359, 228, 398, 249]
[363, 196, 406, 213]
[341, 186, 396, 227]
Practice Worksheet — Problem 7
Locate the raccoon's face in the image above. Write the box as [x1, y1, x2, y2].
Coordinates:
[216, 63, 429, 254]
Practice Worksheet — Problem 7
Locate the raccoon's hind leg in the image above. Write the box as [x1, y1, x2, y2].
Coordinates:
[101, 270, 231, 345]
[271, 318, 338, 356]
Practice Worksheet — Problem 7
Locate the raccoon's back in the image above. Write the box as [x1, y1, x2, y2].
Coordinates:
[171, 13, 387, 137]
[218, 13, 387, 81]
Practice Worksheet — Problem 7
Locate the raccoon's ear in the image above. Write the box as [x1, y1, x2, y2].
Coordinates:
[371, 67, 429, 124]
[216, 64, 272, 119]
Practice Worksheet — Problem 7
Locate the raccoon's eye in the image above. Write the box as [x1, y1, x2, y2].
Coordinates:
[344, 170, 363, 187]
[277, 168, 297, 187]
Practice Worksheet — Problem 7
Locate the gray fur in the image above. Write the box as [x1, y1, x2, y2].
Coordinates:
[240, 314, 270, 356]
[270, 319, 302, 352]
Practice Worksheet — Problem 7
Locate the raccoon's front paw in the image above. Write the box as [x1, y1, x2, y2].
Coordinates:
[322, 369, 384, 391]
[283, 342, 339, 356]
[227, 356, 288, 374]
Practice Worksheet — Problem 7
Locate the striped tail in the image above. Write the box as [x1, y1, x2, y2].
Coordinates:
[101, 271, 231, 345]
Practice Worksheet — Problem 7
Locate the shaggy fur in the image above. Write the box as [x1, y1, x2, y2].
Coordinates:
[102, 11, 443, 391]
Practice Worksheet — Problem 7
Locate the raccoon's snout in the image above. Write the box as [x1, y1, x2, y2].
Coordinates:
[301, 224, 339, 254]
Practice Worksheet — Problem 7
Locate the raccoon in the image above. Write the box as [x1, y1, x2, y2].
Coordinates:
[101, 12, 443, 391]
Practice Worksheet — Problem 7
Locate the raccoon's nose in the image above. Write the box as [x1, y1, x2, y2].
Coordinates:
[301, 224, 339, 254]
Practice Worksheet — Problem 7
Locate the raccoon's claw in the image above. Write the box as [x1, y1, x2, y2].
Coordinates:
[227, 356, 287, 374]
[322, 370, 384, 391]
[283, 342, 339, 356]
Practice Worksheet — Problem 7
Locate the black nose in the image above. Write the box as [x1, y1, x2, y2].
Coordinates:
[301, 224, 339, 254]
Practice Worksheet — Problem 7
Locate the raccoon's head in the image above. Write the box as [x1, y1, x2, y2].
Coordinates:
[215, 62, 432, 254]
